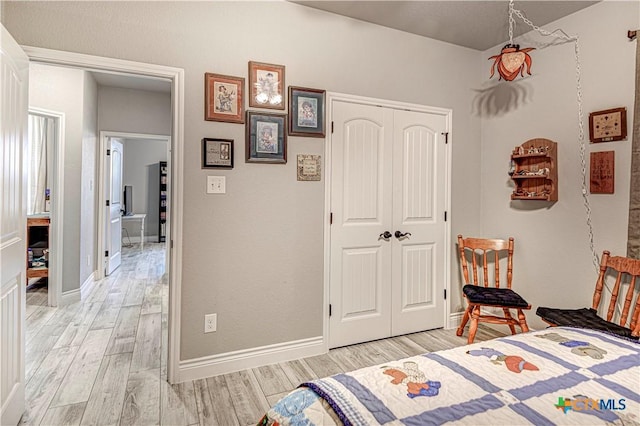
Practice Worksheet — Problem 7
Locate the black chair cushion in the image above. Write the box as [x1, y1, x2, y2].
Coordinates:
[536, 306, 638, 340]
[462, 284, 530, 308]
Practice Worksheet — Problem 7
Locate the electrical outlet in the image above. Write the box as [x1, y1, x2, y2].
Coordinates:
[204, 313, 217, 333]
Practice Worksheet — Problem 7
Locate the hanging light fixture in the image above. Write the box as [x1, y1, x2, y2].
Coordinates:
[488, 0, 535, 81]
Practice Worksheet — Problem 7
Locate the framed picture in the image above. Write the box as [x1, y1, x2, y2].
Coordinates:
[297, 154, 321, 181]
[589, 107, 627, 143]
[204, 73, 244, 123]
[202, 138, 234, 168]
[590, 151, 615, 194]
[246, 111, 287, 163]
[248, 61, 285, 110]
[289, 87, 326, 137]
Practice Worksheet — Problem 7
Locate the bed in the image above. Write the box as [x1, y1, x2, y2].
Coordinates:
[259, 327, 639, 425]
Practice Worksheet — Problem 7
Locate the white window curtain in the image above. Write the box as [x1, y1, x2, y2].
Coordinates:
[627, 36, 640, 258]
[27, 114, 52, 215]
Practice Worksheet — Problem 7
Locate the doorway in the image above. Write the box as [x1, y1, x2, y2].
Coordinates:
[23, 46, 184, 384]
[326, 94, 452, 349]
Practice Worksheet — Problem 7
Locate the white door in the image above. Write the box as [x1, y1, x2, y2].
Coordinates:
[106, 138, 123, 275]
[0, 24, 29, 426]
[329, 100, 448, 348]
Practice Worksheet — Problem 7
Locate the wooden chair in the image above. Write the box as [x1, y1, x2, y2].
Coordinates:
[537, 251, 640, 339]
[456, 235, 531, 344]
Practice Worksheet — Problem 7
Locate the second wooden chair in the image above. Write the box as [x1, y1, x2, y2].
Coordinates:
[456, 235, 531, 344]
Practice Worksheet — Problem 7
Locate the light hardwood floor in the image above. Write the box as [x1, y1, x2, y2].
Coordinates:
[23, 243, 504, 426]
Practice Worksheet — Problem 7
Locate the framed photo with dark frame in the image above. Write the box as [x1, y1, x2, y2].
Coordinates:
[589, 107, 627, 143]
[204, 73, 245, 123]
[202, 138, 234, 169]
[246, 111, 287, 164]
[288, 86, 326, 137]
[248, 61, 285, 110]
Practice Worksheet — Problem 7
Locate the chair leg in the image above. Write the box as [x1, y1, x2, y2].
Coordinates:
[456, 304, 472, 337]
[467, 305, 481, 344]
[502, 308, 517, 335]
[517, 309, 529, 333]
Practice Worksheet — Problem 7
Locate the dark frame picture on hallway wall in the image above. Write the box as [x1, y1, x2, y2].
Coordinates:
[202, 138, 234, 169]
[246, 111, 287, 164]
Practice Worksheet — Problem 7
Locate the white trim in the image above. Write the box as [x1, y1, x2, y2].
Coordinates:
[23, 46, 185, 385]
[28, 107, 65, 308]
[448, 311, 464, 329]
[323, 92, 453, 347]
[79, 271, 96, 301]
[178, 337, 324, 383]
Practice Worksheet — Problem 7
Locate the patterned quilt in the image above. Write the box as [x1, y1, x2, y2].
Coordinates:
[260, 327, 640, 425]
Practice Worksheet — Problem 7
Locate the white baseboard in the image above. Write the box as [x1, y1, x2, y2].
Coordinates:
[60, 288, 81, 305]
[80, 271, 96, 301]
[448, 311, 464, 329]
[178, 336, 325, 383]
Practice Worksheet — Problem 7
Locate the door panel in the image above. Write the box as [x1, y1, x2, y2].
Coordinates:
[106, 138, 123, 275]
[329, 101, 393, 348]
[1, 24, 28, 426]
[391, 110, 446, 336]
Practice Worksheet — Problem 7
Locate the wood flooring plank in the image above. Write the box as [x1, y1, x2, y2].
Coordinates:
[160, 380, 199, 426]
[130, 313, 162, 373]
[120, 368, 161, 426]
[80, 352, 132, 426]
[266, 391, 292, 408]
[278, 359, 318, 386]
[224, 370, 270, 426]
[105, 305, 142, 355]
[141, 280, 163, 315]
[90, 292, 125, 330]
[54, 302, 103, 349]
[304, 354, 345, 378]
[252, 364, 294, 397]
[122, 278, 146, 307]
[21, 346, 79, 426]
[50, 328, 113, 407]
[193, 378, 217, 426]
[206, 375, 241, 426]
[386, 335, 431, 356]
[40, 402, 87, 426]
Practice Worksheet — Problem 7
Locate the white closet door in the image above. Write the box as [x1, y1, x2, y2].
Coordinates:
[106, 138, 123, 275]
[391, 109, 447, 336]
[329, 101, 394, 349]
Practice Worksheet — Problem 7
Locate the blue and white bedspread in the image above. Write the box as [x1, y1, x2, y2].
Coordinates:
[260, 327, 640, 425]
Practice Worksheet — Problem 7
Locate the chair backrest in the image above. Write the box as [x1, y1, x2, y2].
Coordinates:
[457, 235, 514, 290]
[594, 251, 640, 333]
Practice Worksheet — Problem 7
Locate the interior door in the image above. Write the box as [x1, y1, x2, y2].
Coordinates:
[329, 101, 394, 348]
[329, 99, 448, 348]
[106, 138, 123, 275]
[0, 24, 29, 426]
[391, 109, 447, 335]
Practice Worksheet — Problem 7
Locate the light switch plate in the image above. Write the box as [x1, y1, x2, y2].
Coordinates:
[207, 176, 226, 194]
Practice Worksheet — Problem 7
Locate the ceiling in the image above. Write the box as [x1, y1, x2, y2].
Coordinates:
[91, 71, 171, 93]
[292, 1, 599, 50]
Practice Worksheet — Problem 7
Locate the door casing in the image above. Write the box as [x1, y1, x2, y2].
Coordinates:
[322, 92, 452, 351]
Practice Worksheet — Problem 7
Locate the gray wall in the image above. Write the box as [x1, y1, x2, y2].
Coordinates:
[80, 72, 98, 284]
[4, 1, 484, 360]
[480, 1, 638, 330]
[98, 86, 171, 136]
[122, 138, 168, 239]
[28, 63, 87, 294]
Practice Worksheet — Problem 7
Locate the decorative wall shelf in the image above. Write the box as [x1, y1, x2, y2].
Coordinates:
[510, 138, 558, 201]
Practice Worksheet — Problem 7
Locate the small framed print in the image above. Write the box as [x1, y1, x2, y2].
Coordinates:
[590, 151, 614, 194]
[204, 73, 244, 123]
[589, 107, 627, 143]
[289, 87, 326, 137]
[248, 61, 285, 110]
[202, 138, 233, 168]
[297, 154, 321, 181]
[246, 111, 287, 164]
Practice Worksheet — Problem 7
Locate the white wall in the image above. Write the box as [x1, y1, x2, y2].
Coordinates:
[480, 1, 638, 330]
[29, 63, 86, 294]
[4, 1, 483, 360]
[122, 138, 168, 240]
[80, 72, 98, 284]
